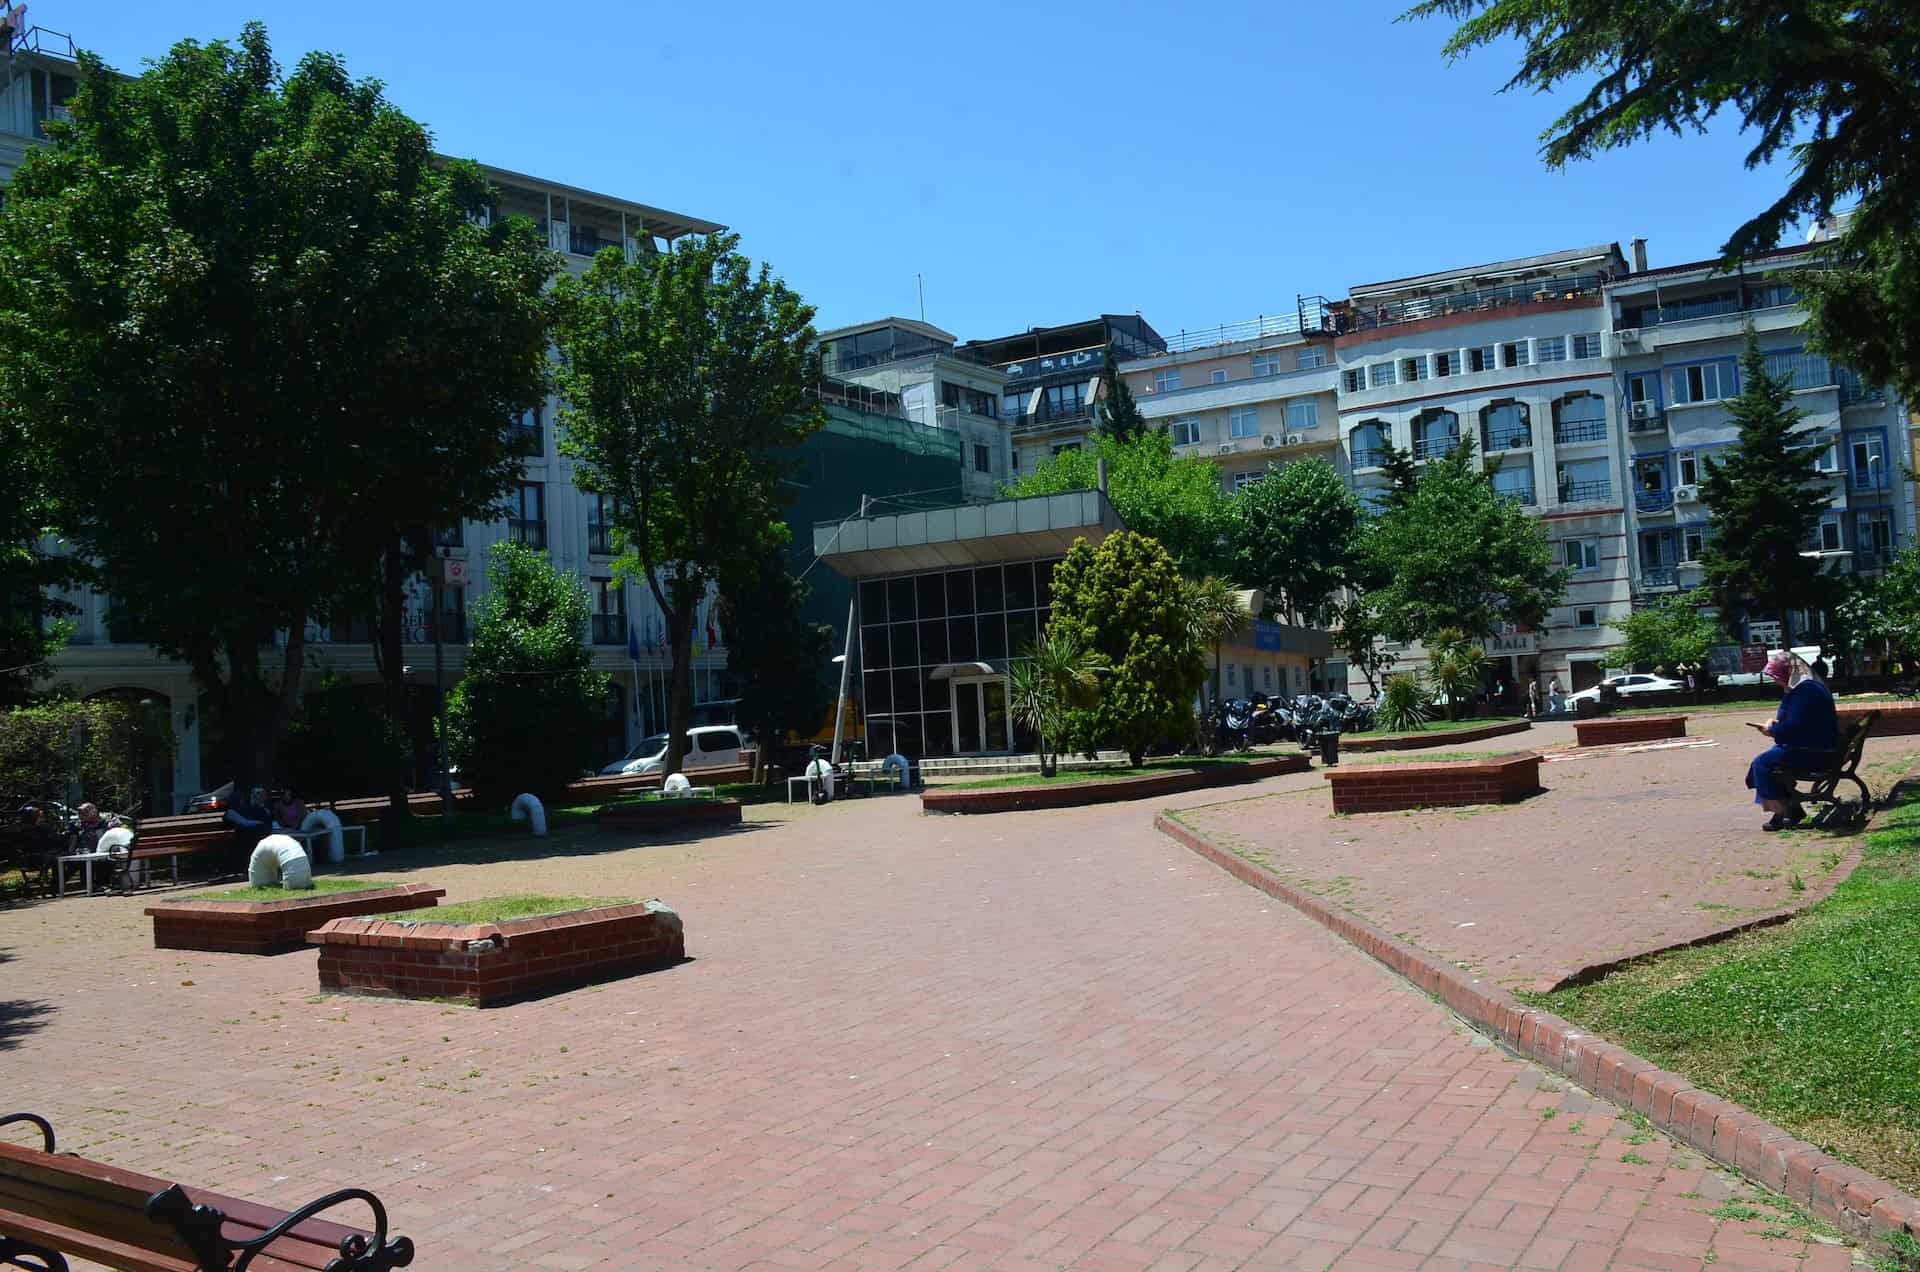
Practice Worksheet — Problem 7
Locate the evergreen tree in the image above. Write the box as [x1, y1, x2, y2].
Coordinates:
[1699, 334, 1834, 644]
[1098, 350, 1148, 441]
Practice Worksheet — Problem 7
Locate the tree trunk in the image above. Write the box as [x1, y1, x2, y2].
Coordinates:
[663, 579, 698, 776]
[378, 540, 410, 836]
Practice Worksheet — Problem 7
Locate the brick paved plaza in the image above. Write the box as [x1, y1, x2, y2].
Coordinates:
[1, 725, 1885, 1270]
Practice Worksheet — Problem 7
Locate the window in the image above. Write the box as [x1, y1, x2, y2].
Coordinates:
[1170, 417, 1202, 447]
[1763, 349, 1833, 392]
[1557, 458, 1611, 503]
[1230, 408, 1259, 439]
[1003, 390, 1029, 421]
[1434, 351, 1456, 377]
[1576, 607, 1598, 629]
[1154, 369, 1182, 393]
[1501, 341, 1529, 368]
[1231, 470, 1264, 492]
[1681, 528, 1707, 562]
[1263, 665, 1274, 691]
[1676, 451, 1700, 485]
[1563, 538, 1599, 571]
[1252, 352, 1283, 377]
[1210, 369, 1229, 384]
[511, 406, 544, 456]
[1850, 433, 1887, 489]
[1812, 439, 1841, 473]
[1225, 664, 1236, 686]
[1669, 359, 1738, 404]
[1343, 368, 1366, 393]
[1818, 519, 1844, 552]
[1402, 356, 1428, 382]
[1286, 399, 1318, 433]
[508, 481, 545, 549]
[1481, 400, 1531, 450]
[1350, 420, 1391, 468]
[1492, 465, 1536, 504]
[1468, 346, 1496, 373]
[1536, 336, 1567, 363]
[590, 578, 625, 644]
[1572, 333, 1604, 359]
[1052, 442, 1081, 455]
[432, 522, 464, 550]
[941, 381, 998, 417]
[1369, 362, 1397, 388]
[587, 492, 626, 555]
[1295, 347, 1327, 370]
[1635, 456, 1668, 492]
[972, 443, 991, 474]
[1411, 408, 1459, 457]
[1044, 382, 1086, 418]
[1628, 373, 1659, 404]
[1553, 393, 1607, 444]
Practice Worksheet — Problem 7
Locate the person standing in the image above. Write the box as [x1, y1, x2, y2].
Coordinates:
[1745, 653, 1838, 831]
[1525, 679, 1540, 720]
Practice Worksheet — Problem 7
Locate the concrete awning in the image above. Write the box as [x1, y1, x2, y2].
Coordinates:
[814, 490, 1124, 579]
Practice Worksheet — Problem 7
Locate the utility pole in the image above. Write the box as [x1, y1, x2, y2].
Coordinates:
[829, 494, 866, 766]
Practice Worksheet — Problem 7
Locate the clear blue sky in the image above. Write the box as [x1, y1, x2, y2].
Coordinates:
[48, 0, 1796, 342]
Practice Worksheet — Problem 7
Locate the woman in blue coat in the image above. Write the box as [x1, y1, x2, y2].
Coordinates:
[1746, 652, 1838, 830]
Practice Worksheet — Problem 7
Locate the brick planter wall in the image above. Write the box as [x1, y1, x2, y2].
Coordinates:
[1325, 753, 1542, 815]
[595, 798, 742, 832]
[1341, 720, 1533, 753]
[310, 900, 684, 1006]
[1573, 714, 1689, 746]
[146, 883, 445, 955]
[1838, 703, 1920, 737]
[921, 754, 1308, 815]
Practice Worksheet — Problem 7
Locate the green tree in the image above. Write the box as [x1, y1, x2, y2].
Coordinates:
[1006, 631, 1106, 777]
[1098, 350, 1148, 441]
[279, 674, 407, 806]
[552, 232, 826, 777]
[1047, 533, 1204, 766]
[1331, 594, 1398, 697]
[1231, 458, 1363, 622]
[0, 24, 549, 795]
[1404, 0, 1920, 399]
[1836, 546, 1920, 669]
[717, 546, 835, 776]
[0, 416, 74, 705]
[0, 698, 173, 816]
[1180, 574, 1249, 726]
[443, 544, 608, 804]
[1006, 430, 1234, 576]
[1362, 439, 1569, 645]
[1699, 336, 1833, 644]
[1604, 590, 1727, 671]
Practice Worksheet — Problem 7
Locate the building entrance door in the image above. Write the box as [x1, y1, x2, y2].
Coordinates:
[951, 677, 1010, 754]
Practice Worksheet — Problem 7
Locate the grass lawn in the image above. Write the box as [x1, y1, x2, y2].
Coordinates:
[367, 802, 608, 849]
[1351, 716, 1524, 739]
[935, 756, 1259, 792]
[1525, 789, 1920, 1194]
[1348, 751, 1513, 766]
[187, 879, 403, 902]
[379, 894, 632, 925]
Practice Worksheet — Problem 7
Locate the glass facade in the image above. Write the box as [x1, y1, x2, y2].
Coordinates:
[857, 558, 1059, 758]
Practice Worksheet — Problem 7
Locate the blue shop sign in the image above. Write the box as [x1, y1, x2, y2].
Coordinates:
[1253, 620, 1284, 651]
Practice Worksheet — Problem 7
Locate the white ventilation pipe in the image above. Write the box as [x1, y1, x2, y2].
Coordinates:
[248, 834, 313, 889]
[510, 792, 547, 836]
[881, 752, 910, 791]
[299, 808, 345, 864]
[663, 773, 692, 798]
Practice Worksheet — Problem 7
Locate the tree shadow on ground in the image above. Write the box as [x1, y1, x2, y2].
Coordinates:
[0, 952, 53, 1051]
[322, 818, 773, 876]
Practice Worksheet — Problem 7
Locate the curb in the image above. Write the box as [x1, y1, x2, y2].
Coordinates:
[1153, 810, 1920, 1254]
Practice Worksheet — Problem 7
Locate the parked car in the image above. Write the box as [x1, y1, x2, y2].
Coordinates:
[1564, 673, 1684, 707]
[185, 781, 234, 813]
[600, 726, 745, 777]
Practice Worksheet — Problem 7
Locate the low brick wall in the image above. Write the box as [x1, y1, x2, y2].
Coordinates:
[1325, 753, 1542, 815]
[921, 754, 1308, 815]
[1838, 703, 1918, 737]
[1573, 714, 1689, 746]
[1341, 719, 1533, 753]
[147, 883, 445, 955]
[310, 900, 684, 1006]
[595, 798, 743, 832]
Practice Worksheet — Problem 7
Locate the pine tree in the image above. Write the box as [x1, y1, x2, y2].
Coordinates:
[1699, 333, 1834, 644]
[1098, 349, 1147, 441]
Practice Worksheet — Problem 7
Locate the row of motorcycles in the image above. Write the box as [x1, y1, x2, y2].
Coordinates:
[1210, 692, 1376, 753]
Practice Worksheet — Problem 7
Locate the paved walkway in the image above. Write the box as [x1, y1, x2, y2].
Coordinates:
[1, 777, 1862, 1269]
[1175, 711, 1920, 990]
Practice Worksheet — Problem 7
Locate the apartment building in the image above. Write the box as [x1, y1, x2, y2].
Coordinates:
[816, 318, 1011, 502]
[1336, 244, 1635, 694]
[958, 315, 1166, 474]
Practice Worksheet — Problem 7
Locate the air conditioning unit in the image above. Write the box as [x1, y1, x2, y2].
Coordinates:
[1216, 443, 1234, 455]
[1630, 400, 1661, 421]
[1674, 485, 1699, 502]
[1617, 328, 1641, 345]
[1262, 434, 1279, 448]
[1284, 432, 1306, 447]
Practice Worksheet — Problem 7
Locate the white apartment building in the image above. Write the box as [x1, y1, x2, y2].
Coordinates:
[815, 319, 1012, 502]
[1335, 245, 1635, 694]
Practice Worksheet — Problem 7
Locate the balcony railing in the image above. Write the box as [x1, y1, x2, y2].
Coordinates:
[508, 519, 547, 549]
[1838, 372, 1887, 408]
[588, 523, 616, 556]
[1621, 286, 1800, 330]
[1627, 413, 1667, 434]
[1411, 434, 1459, 459]
[591, 613, 626, 645]
[432, 524, 464, 549]
[1350, 273, 1605, 333]
[1010, 405, 1093, 435]
[1636, 488, 1675, 513]
[1496, 482, 1537, 506]
[1483, 426, 1533, 451]
[1554, 418, 1608, 445]
[1559, 479, 1612, 503]
[1157, 297, 1335, 354]
[510, 423, 544, 456]
[1641, 566, 1677, 589]
[1855, 548, 1893, 572]
[1350, 445, 1388, 469]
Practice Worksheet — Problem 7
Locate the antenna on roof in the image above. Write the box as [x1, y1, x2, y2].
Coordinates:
[916, 273, 925, 323]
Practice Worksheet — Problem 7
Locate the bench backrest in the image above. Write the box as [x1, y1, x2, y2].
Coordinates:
[1836, 711, 1877, 772]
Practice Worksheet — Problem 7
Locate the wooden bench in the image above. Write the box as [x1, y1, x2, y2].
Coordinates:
[118, 829, 230, 892]
[1776, 710, 1876, 829]
[0, 1113, 413, 1271]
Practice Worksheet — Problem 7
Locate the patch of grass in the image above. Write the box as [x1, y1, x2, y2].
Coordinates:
[1350, 716, 1525, 739]
[1709, 1202, 1767, 1223]
[187, 879, 403, 902]
[1528, 786, 1920, 1194]
[1349, 750, 1520, 765]
[367, 802, 608, 849]
[1620, 1151, 1652, 1166]
[934, 756, 1258, 791]
[378, 894, 631, 925]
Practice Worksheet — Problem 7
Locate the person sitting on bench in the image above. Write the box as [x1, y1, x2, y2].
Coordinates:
[222, 786, 272, 877]
[1746, 652, 1837, 831]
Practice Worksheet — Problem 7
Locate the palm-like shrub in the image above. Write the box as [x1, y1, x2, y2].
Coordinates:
[1425, 629, 1487, 721]
[1374, 673, 1431, 733]
[1007, 632, 1106, 776]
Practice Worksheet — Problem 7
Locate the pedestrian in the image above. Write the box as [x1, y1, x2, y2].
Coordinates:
[1744, 653, 1838, 831]
[1547, 677, 1565, 714]
[1525, 679, 1540, 720]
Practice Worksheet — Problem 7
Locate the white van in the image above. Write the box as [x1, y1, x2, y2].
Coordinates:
[600, 726, 745, 776]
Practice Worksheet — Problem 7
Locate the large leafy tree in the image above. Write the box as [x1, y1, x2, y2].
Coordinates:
[552, 231, 827, 776]
[1098, 350, 1148, 441]
[1005, 431, 1233, 577]
[716, 545, 835, 774]
[1604, 590, 1727, 670]
[1698, 336, 1834, 644]
[1047, 532, 1204, 766]
[442, 544, 607, 804]
[0, 418, 74, 706]
[1836, 545, 1920, 668]
[1360, 440, 1569, 645]
[1231, 458, 1363, 623]
[0, 24, 549, 793]
[1405, 0, 1920, 399]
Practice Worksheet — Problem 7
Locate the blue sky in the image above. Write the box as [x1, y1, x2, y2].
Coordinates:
[47, 0, 1797, 341]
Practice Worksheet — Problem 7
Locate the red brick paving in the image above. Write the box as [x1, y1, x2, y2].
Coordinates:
[1175, 711, 1920, 990]
[0, 773, 1869, 1269]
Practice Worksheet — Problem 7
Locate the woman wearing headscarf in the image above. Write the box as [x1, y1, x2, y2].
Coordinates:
[1745, 652, 1838, 830]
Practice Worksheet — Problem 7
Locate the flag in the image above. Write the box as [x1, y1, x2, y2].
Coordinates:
[626, 621, 640, 663]
[706, 605, 720, 649]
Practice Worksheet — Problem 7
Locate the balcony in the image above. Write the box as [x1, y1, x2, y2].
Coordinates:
[1554, 418, 1608, 445]
[1640, 566, 1678, 590]
[508, 519, 547, 550]
[1010, 405, 1093, 436]
[1626, 411, 1666, 435]
[1350, 273, 1605, 333]
[1559, 479, 1612, 504]
[510, 422, 544, 457]
[432, 524, 464, 550]
[588, 523, 616, 556]
[1350, 445, 1388, 469]
[591, 613, 626, 645]
[1635, 488, 1676, 514]
[1838, 375, 1887, 409]
[1496, 481, 1537, 507]
[1157, 298, 1335, 354]
[1483, 425, 1533, 451]
[1411, 434, 1459, 460]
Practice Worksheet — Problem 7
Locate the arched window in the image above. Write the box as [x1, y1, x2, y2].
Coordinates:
[1553, 393, 1607, 445]
[1410, 408, 1459, 459]
[1349, 419, 1390, 468]
[1480, 400, 1531, 451]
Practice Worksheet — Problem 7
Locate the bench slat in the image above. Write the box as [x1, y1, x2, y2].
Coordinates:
[0, 1208, 198, 1272]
